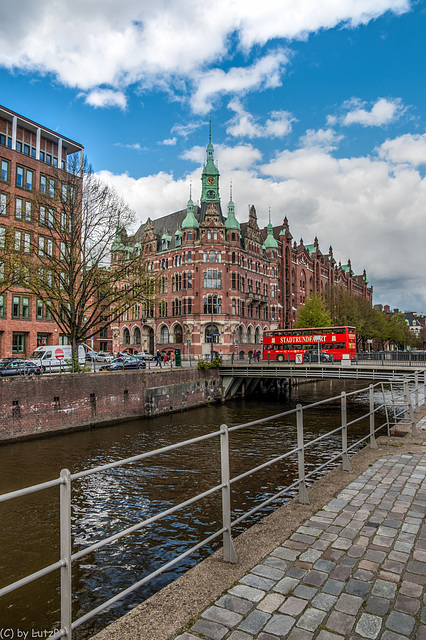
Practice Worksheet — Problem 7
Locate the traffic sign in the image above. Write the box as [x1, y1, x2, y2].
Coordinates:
[55, 348, 65, 360]
[295, 353, 303, 364]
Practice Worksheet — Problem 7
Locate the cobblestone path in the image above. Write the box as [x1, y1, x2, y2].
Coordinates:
[176, 451, 426, 640]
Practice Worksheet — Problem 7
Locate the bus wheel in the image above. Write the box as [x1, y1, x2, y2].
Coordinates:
[277, 354, 284, 362]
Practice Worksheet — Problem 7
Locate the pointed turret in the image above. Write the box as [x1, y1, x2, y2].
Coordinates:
[263, 208, 278, 249]
[182, 182, 199, 229]
[225, 182, 240, 230]
[201, 118, 220, 204]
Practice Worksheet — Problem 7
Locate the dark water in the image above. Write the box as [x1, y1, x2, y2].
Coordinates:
[0, 379, 384, 638]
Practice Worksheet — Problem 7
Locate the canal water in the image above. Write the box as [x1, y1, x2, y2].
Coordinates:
[0, 379, 384, 638]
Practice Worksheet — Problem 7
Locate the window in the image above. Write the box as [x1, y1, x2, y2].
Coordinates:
[205, 324, 219, 344]
[48, 178, 55, 198]
[188, 271, 193, 288]
[0, 135, 4, 146]
[25, 201, 32, 222]
[16, 166, 24, 188]
[160, 325, 169, 344]
[15, 198, 23, 219]
[23, 233, 31, 253]
[37, 299, 44, 320]
[39, 206, 46, 225]
[16, 141, 22, 153]
[12, 333, 26, 354]
[12, 296, 20, 318]
[1, 159, 9, 182]
[38, 236, 45, 256]
[40, 175, 47, 193]
[0, 295, 4, 317]
[60, 242, 66, 260]
[204, 294, 221, 314]
[232, 299, 236, 314]
[0, 193, 7, 215]
[24, 144, 30, 156]
[26, 169, 33, 190]
[22, 297, 30, 318]
[204, 268, 222, 288]
[159, 301, 168, 317]
[209, 250, 216, 263]
[0, 226, 5, 249]
[14, 230, 22, 251]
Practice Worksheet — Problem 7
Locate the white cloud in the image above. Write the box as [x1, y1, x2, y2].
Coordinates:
[342, 97, 406, 127]
[84, 89, 127, 110]
[181, 142, 263, 171]
[114, 142, 142, 150]
[299, 128, 343, 151]
[0, 1, 410, 108]
[192, 50, 289, 114]
[377, 133, 426, 166]
[226, 99, 295, 138]
[159, 137, 177, 146]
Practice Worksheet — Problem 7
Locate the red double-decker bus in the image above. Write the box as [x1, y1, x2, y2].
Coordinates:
[262, 326, 357, 362]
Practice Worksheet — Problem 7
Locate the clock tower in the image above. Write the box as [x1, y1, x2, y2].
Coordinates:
[201, 120, 220, 204]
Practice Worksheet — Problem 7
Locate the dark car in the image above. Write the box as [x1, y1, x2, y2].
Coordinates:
[99, 356, 146, 371]
[0, 360, 41, 376]
[303, 350, 333, 363]
[135, 351, 155, 361]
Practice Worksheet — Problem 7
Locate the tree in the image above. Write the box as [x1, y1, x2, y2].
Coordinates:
[295, 293, 332, 328]
[15, 156, 151, 369]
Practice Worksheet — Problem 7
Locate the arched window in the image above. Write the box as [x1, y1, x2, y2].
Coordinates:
[160, 325, 169, 344]
[134, 326, 141, 345]
[204, 294, 221, 314]
[174, 324, 183, 343]
[255, 327, 261, 344]
[205, 324, 219, 344]
[247, 326, 253, 344]
[123, 328, 130, 345]
[209, 250, 216, 263]
[237, 326, 244, 343]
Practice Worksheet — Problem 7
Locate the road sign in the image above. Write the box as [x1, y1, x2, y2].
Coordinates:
[295, 353, 303, 365]
[55, 348, 65, 360]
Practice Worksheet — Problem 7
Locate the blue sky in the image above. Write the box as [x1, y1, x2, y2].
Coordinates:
[1, 0, 426, 312]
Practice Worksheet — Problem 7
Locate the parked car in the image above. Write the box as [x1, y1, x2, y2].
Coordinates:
[135, 351, 155, 361]
[0, 356, 25, 366]
[86, 350, 113, 363]
[0, 360, 41, 376]
[99, 356, 146, 371]
[303, 350, 333, 363]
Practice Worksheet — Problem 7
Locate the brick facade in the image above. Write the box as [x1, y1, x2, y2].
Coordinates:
[0, 105, 85, 358]
[112, 132, 372, 358]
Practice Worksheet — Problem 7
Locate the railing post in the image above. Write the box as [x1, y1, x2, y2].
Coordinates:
[60, 469, 72, 639]
[341, 392, 351, 471]
[296, 405, 310, 504]
[403, 379, 417, 436]
[415, 371, 419, 411]
[369, 385, 378, 449]
[220, 424, 238, 563]
[381, 382, 391, 436]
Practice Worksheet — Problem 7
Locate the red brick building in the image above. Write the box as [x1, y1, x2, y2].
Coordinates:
[112, 130, 372, 358]
[0, 105, 84, 357]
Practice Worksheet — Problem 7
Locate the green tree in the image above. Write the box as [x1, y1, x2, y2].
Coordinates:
[295, 293, 332, 328]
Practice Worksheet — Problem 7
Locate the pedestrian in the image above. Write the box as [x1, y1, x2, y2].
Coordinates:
[156, 350, 162, 367]
[170, 351, 175, 365]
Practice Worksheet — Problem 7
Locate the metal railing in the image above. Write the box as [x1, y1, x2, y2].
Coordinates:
[0, 373, 424, 639]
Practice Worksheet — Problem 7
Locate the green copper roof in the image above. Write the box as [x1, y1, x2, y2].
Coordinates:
[182, 192, 199, 229]
[263, 213, 278, 249]
[111, 225, 126, 251]
[225, 184, 240, 230]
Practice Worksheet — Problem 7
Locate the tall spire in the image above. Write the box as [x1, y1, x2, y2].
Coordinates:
[182, 180, 199, 229]
[201, 119, 220, 203]
[263, 207, 278, 249]
[225, 180, 240, 230]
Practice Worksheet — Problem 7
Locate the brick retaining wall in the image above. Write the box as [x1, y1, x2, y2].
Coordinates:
[0, 368, 221, 443]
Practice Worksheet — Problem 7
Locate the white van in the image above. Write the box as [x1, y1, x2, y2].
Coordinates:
[27, 344, 86, 371]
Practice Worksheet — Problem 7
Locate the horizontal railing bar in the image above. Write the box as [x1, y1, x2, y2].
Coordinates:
[71, 429, 223, 480]
[72, 526, 227, 630]
[72, 482, 224, 561]
[230, 448, 297, 486]
[231, 478, 301, 528]
[0, 559, 64, 598]
[0, 477, 63, 503]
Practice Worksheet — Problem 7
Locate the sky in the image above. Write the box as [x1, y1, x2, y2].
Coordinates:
[1, 0, 426, 312]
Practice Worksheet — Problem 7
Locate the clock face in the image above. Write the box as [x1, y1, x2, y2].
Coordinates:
[207, 177, 215, 185]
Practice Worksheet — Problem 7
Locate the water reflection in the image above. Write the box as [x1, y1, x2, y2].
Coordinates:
[0, 379, 385, 638]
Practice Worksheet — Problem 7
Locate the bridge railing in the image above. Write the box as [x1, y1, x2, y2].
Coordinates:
[0, 374, 424, 639]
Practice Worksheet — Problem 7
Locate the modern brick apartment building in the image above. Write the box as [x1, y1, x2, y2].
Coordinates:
[111, 129, 372, 359]
[0, 105, 84, 358]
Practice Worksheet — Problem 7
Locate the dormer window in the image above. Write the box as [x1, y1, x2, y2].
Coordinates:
[175, 234, 182, 247]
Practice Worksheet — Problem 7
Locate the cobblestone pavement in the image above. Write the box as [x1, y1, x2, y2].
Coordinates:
[176, 446, 426, 640]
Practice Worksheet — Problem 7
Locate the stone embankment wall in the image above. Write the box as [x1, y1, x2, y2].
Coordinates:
[0, 368, 221, 444]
